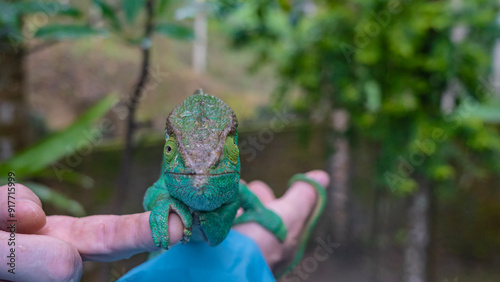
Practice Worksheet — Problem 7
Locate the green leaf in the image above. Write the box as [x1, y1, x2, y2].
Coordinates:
[15, 1, 81, 17]
[157, 0, 170, 15]
[57, 7, 82, 18]
[277, 0, 291, 11]
[94, 0, 122, 31]
[154, 23, 194, 40]
[35, 24, 107, 40]
[431, 165, 455, 181]
[122, 0, 145, 24]
[35, 168, 95, 189]
[0, 2, 19, 26]
[25, 182, 86, 216]
[0, 95, 118, 177]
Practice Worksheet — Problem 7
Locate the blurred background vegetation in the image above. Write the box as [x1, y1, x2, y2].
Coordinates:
[1, 0, 500, 281]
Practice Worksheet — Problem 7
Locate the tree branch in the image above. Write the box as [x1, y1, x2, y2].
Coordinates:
[112, 0, 155, 213]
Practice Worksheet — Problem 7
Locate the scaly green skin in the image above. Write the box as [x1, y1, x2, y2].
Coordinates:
[143, 90, 326, 277]
[144, 90, 286, 248]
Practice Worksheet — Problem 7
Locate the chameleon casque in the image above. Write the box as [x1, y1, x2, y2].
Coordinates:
[143, 90, 326, 276]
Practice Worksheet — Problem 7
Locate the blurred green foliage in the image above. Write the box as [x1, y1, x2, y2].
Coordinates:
[91, 0, 195, 44]
[225, 0, 500, 196]
[0, 0, 194, 48]
[0, 96, 117, 177]
[0, 0, 89, 44]
[0, 96, 118, 216]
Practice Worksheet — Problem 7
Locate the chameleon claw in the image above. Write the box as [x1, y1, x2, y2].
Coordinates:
[181, 227, 192, 244]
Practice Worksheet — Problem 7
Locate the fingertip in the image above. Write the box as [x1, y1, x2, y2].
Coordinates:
[305, 170, 330, 188]
[16, 199, 47, 233]
[167, 212, 184, 246]
[16, 184, 43, 207]
[280, 171, 329, 208]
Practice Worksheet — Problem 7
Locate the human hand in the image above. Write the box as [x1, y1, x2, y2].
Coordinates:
[0, 184, 186, 282]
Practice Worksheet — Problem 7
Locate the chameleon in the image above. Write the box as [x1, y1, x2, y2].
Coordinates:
[143, 89, 326, 276]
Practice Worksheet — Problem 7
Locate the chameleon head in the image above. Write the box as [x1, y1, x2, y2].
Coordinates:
[161, 90, 240, 211]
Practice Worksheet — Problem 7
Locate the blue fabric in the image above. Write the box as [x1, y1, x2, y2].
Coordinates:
[118, 230, 275, 282]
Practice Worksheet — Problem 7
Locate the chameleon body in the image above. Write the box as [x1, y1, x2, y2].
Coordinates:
[144, 90, 326, 276]
[144, 90, 286, 248]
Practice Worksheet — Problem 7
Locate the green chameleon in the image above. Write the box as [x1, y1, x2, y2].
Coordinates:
[143, 90, 326, 276]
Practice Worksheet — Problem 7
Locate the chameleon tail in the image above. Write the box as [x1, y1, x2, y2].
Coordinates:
[276, 173, 327, 278]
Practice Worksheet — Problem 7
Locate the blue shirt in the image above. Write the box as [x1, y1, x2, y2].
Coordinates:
[118, 230, 275, 282]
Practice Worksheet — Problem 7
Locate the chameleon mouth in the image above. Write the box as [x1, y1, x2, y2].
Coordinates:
[165, 171, 238, 176]
[163, 170, 239, 211]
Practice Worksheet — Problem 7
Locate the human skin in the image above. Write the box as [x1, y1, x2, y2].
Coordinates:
[0, 170, 328, 281]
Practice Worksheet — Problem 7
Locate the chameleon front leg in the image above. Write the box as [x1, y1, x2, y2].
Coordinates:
[233, 182, 287, 242]
[144, 179, 193, 250]
[195, 192, 240, 246]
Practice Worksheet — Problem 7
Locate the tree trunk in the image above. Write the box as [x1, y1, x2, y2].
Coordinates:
[327, 109, 350, 242]
[370, 186, 383, 282]
[0, 44, 30, 161]
[192, 0, 207, 75]
[426, 185, 438, 282]
[403, 177, 431, 282]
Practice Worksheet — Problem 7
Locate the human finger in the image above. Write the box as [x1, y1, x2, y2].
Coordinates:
[37, 211, 184, 261]
[0, 184, 46, 234]
[247, 180, 276, 204]
[0, 231, 82, 282]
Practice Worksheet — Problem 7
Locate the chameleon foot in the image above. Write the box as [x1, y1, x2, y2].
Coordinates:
[192, 194, 239, 246]
[234, 183, 287, 242]
[234, 206, 287, 242]
[149, 198, 193, 250]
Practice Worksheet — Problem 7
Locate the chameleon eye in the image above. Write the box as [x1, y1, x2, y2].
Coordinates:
[165, 135, 178, 162]
[224, 135, 239, 163]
